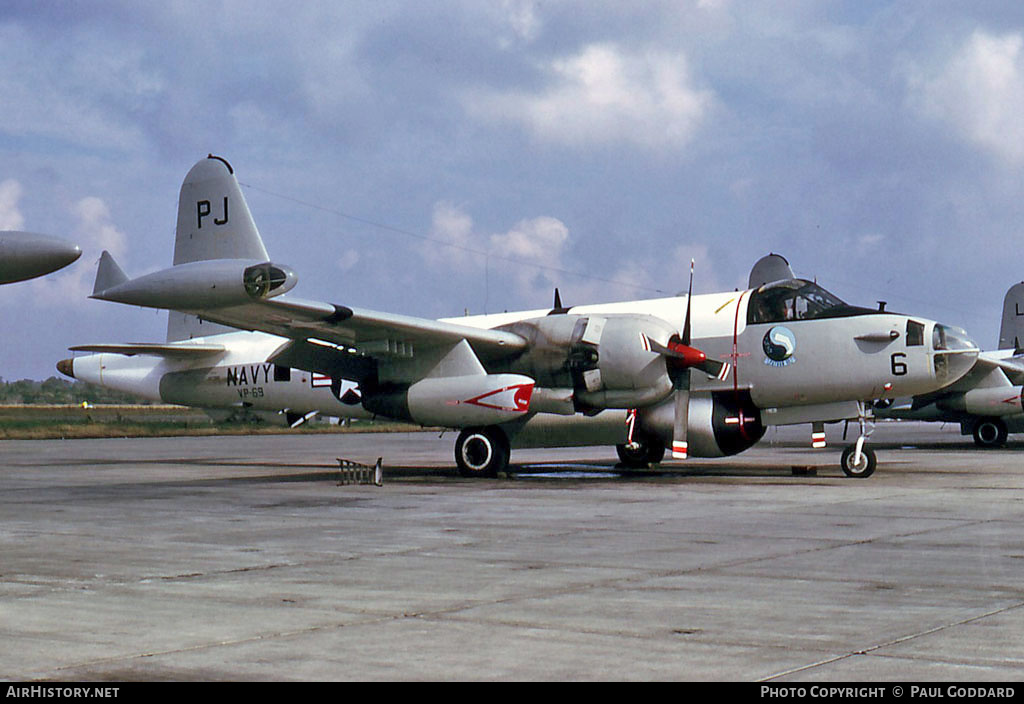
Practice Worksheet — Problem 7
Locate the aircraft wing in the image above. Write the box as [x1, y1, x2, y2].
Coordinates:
[88, 249, 528, 378]
[905, 350, 1024, 411]
[68, 343, 226, 358]
[975, 350, 1024, 385]
[188, 295, 528, 363]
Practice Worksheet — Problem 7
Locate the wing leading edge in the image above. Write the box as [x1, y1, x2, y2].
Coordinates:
[170, 295, 528, 366]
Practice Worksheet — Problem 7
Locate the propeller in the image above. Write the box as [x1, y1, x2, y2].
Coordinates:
[643, 260, 731, 459]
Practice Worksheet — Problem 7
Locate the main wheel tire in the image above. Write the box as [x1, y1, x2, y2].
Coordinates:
[840, 445, 876, 478]
[972, 419, 1008, 448]
[616, 439, 666, 468]
[455, 427, 510, 478]
[616, 443, 647, 468]
[645, 441, 666, 465]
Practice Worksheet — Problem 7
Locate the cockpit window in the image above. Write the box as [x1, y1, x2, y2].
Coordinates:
[747, 280, 853, 324]
[932, 323, 974, 352]
[907, 320, 925, 346]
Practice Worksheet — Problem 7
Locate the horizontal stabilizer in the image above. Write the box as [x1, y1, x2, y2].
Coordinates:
[285, 410, 320, 428]
[68, 342, 225, 358]
[93, 250, 129, 296]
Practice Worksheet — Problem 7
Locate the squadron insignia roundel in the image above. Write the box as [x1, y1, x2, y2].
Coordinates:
[763, 325, 796, 366]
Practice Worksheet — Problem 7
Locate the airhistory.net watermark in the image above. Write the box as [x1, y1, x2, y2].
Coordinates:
[6, 687, 119, 699]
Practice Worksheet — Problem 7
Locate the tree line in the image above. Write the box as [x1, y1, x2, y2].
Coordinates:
[0, 377, 150, 405]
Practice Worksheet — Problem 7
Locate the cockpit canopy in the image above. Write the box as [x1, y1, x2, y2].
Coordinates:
[932, 323, 975, 352]
[747, 279, 870, 325]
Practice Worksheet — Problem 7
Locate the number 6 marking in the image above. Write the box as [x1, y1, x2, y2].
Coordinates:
[890, 352, 907, 376]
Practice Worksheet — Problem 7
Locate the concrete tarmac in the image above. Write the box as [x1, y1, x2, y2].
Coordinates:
[1, 422, 1022, 681]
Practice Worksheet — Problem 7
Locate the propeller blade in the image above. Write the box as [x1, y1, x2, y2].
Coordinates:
[696, 357, 731, 381]
[643, 333, 730, 380]
[682, 259, 694, 346]
[672, 371, 690, 460]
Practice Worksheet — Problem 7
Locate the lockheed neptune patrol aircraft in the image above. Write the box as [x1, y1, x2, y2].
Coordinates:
[873, 282, 1024, 447]
[59, 156, 980, 478]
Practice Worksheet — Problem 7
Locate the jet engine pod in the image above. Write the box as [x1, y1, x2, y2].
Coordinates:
[938, 385, 1024, 417]
[92, 258, 297, 310]
[364, 374, 535, 428]
[501, 313, 678, 410]
[637, 390, 765, 458]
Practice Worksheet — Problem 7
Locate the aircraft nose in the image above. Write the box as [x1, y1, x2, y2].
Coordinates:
[56, 358, 75, 379]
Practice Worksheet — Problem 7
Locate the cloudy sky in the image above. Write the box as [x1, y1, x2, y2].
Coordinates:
[2, 1, 1024, 380]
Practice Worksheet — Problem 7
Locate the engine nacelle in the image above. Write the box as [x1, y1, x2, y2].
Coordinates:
[363, 373, 535, 428]
[938, 386, 1024, 417]
[92, 259, 297, 310]
[499, 313, 678, 410]
[637, 390, 765, 457]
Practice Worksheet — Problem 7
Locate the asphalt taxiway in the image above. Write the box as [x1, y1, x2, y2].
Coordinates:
[1, 422, 1022, 681]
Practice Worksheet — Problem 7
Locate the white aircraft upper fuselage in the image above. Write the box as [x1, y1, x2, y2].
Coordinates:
[450, 286, 976, 407]
[66, 284, 976, 429]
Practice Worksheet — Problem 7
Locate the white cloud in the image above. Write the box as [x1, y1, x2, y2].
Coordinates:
[423, 200, 720, 308]
[427, 200, 478, 267]
[489, 215, 569, 262]
[0, 24, 155, 153]
[489, 215, 570, 297]
[915, 30, 1024, 163]
[22, 196, 129, 307]
[423, 201, 572, 303]
[468, 43, 716, 149]
[72, 197, 127, 258]
[498, 0, 542, 45]
[0, 179, 25, 230]
[856, 232, 886, 256]
[337, 250, 360, 272]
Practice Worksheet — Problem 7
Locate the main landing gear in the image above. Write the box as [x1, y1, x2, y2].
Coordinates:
[841, 401, 876, 478]
[972, 418, 1008, 448]
[454, 426, 510, 478]
[615, 438, 666, 468]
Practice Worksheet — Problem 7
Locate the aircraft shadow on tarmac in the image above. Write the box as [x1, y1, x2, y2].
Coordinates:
[35, 439, 1021, 487]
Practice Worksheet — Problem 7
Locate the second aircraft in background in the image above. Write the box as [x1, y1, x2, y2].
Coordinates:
[873, 282, 1024, 447]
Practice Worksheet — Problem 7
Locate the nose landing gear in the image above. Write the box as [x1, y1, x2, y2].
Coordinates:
[841, 402, 877, 478]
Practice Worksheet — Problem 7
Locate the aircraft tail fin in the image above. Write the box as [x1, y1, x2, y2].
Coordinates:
[998, 282, 1024, 352]
[93, 250, 129, 296]
[168, 155, 269, 342]
[173, 155, 269, 265]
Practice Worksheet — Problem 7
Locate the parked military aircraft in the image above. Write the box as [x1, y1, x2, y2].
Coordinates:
[60, 155, 980, 478]
[873, 282, 1024, 447]
[0, 231, 80, 284]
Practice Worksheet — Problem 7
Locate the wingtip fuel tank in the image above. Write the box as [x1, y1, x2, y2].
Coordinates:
[90, 254, 297, 311]
[0, 231, 81, 285]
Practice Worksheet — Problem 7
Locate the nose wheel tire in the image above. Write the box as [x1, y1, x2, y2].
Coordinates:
[972, 419, 1008, 448]
[455, 426, 510, 478]
[840, 445, 876, 478]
